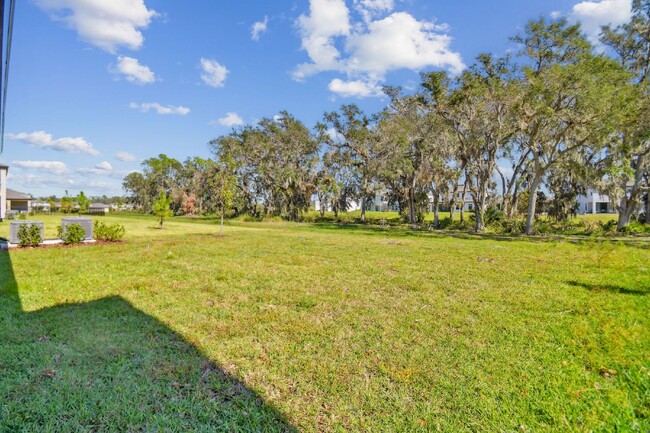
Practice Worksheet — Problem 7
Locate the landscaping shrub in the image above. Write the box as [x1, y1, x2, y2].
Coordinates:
[94, 220, 126, 242]
[17, 213, 26, 220]
[17, 223, 42, 247]
[59, 223, 85, 245]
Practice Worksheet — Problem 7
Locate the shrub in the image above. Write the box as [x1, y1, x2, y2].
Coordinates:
[619, 221, 650, 235]
[17, 223, 42, 247]
[447, 219, 473, 231]
[492, 217, 526, 235]
[60, 223, 85, 245]
[17, 213, 27, 220]
[94, 220, 126, 242]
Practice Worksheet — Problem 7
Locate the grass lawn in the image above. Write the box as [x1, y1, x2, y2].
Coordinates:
[0, 213, 648, 432]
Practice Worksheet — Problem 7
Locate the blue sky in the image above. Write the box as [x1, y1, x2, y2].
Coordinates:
[1, 0, 632, 197]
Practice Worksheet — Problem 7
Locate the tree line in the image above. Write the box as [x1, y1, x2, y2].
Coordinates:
[123, 11, 650, 234]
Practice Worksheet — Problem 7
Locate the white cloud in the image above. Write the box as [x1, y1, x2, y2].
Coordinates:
[215, 112, 244, 127]
[346, 12, 464, 75]
[550, 10, 562, 19]
[571, 0, 632, 42]
[326, 126, 344, 143]
[6, 131, 100, 156]
[114, 151, 136, 161]
[294, 0, 351, 80]
[9, 173, 76, 190]
[34, 0, 156, 53]
[294, 0, 464, 97]
[77, 161, 113, 175]
[353, 0, 394, 23]
[200, 58, 229, 88]
[11, 160, 70, 175]
[252, 16, 269, 41]
[328, 78, 381, 97]
[129, 102, 190, 115]
[113, 56, 156, 84]
[96, 161, 112, 171]
[77, 161, 136, 179]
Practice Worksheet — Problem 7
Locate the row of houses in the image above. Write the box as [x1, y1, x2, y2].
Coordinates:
[315, 186, 628, 215]
[0, 164, 112, 220]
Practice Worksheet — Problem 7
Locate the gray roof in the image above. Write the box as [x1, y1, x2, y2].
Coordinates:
[6, 189, 32, 200]
[89, 203, 110, 208]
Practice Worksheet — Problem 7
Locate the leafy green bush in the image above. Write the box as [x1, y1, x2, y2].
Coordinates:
[619, 221, 650, 235]
[491, 217, 526, 235]
[60, 223, 85, 245]
[447, 219, 473, 231]
[94, 220, 126, 242]
[17, 224, 42, 247]
[17, 213, 27, 220]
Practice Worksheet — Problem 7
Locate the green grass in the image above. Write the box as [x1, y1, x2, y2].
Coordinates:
[1, 214, 648, 432]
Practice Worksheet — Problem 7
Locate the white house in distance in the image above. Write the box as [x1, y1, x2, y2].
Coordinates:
[577, 188, 616, 214]
[314, 185, 475, 213]
[0, 163, 7, 220]
[88, 203, 110, 214]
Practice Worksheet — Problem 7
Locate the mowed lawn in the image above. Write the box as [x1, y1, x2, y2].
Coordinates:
[0, 214, 648, 432]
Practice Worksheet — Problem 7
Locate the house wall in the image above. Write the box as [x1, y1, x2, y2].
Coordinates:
[9, 200, 30, 213]
[0, 167, 6, 220]
[577, 189, 616, 214]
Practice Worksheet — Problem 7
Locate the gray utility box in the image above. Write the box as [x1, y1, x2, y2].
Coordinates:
[9, 220, 44, 244]
[61, 217, 93, 240]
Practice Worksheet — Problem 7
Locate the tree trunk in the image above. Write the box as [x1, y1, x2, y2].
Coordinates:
[616, 198, 635, 231]
[525, 174, 543, 235]
[459, 182, 468, 224]
[496, 166, 507, 213]
[475, 207, 485, 232]
[509, 182, 520, 219]
[220, 210, 224, 236]
[433, 195, 440, 229]
[408, 187, 416, 225]
[616, 153, 647, 231]
[360, 197, 366, 222]
[319, 194, 326, 217]
[448, 195, 456, 222]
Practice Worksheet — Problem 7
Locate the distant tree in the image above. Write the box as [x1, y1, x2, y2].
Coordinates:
[213, 154, 237, 235]
[76, 191, 90, 213]
[181, 193, 197, 215]
[153, 191, 173, 228]
[210, 111, 320, 221]
[60, 196, 73, 213]
[422, 54, 518, 232]
[601, 0, 650, 229]
[512, 18, 633, 234]
[47, 197, 56, 213]
[122, 172, 149, 211]
[322, 104, 381, 222]
[379, 86, 451, 226]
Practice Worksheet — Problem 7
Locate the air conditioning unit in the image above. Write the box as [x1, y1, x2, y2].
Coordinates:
[9, 220, 44, 244]
[61, 217, 93, 240]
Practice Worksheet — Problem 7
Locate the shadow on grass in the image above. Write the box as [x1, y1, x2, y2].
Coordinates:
[567, 280, 649, 296]
[298, 221, 650, 249]
[0, 251, 296, 432]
